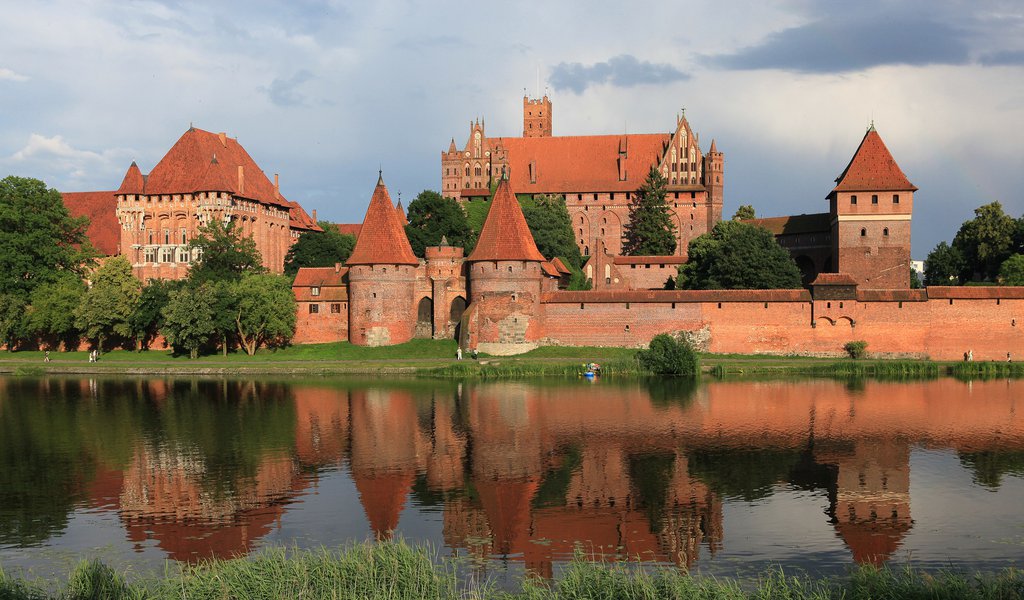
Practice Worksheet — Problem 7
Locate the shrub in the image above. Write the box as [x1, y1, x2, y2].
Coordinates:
[637, 333, 699, 377]
[844, 340, 868, 359]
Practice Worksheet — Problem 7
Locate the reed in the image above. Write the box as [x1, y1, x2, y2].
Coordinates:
[950, 361, 1024, 380]
[427, 358, 642, 379]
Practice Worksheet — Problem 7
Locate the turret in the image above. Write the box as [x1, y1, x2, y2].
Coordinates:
[523, 95, 552, 137]
[346, 173, 421, 346]
[466, 175, 546, 353]
[704, 139, 724, 229]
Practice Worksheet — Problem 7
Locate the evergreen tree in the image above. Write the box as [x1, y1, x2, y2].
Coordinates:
[283, 222, 356, 276]
[404, 190, 475, 256]
[74, 257, 141, 351]
[732, 205, 756, 220]
[678, 221, 802, 289]
[187, 219, 264, 283]
[622, 167, 677, 256]
[522, 194, 583, 269]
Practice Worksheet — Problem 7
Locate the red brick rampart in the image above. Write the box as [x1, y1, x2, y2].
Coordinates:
[539, 287, 1024, 361]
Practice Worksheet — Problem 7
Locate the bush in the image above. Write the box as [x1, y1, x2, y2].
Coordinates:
[844, 340, 868, 359]
[637, 333, 699, 377]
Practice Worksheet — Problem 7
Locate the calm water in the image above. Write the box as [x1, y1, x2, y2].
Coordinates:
[1, 376, 1023, 582]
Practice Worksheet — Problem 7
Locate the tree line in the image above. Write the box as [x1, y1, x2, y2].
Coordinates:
[924, 201, 1024, 286]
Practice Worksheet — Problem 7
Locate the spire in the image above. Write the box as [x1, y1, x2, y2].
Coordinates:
[448, 138, 457, 153]
[832, 127, 917, 193]
[467, 177, 545, 262]
[116, 161, 146, 194]
[345, 175, 419, 266]
[395, 199, 408, 226]
[709, 138, 718, 154]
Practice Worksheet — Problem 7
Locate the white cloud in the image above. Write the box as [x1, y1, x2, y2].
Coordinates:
[0, 67, 28, 82]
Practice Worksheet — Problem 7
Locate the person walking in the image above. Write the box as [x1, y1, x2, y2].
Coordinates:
[456, 346, 463, 361]
[44, 350, 50, 363]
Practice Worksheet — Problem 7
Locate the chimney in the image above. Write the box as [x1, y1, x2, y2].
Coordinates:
[274, 173, 280, 199]
[335, 262, 342, 273]
[312, 209, 317, 222]
[219, 132, 227, 147]
[237, 165, 244, 195]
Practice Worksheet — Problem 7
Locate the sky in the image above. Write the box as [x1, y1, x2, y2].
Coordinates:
[1, 0, 1022, 257]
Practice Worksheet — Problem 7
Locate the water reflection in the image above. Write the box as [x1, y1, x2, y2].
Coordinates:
[0, 376, 1022, 575]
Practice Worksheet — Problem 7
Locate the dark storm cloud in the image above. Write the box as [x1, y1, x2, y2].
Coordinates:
[705, 16, 971, 73]
[264, 70, 314, 107]
[549, 55, 690, 94]
[979, 49, 1024, 66]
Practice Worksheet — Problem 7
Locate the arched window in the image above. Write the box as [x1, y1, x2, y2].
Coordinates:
[883, 227, 889, 236]
[861, 228, 867, 237]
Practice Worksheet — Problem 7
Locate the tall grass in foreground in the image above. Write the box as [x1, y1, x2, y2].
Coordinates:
[2, 542, 1023, 599]
[951, 361, 1024, 380]
[427, 358, 641, 379]
[808, 360, 942, 380]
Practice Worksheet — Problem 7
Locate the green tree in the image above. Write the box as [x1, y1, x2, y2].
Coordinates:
[622, 167, 677, 256]
[0, 176, 95, 298]
[283, 222, 356, 276]
[233, 273, 297, 355]
[0, 294, 26, 351]
[678, 220, 802, 289]
[732, 204, 756, 220]
[187, 219, 264, 283]
[924, 241, 964, 286]
[952, 201, 1017, 281]
[74, 257, 141, 351]
[404, 190, 476, 257]
[25, 277, 86, 350]
[522, 194, 583, 269]
[211, 280, 239, 356]
[998, 254, 1024, 285]
[637, 333, 699, 377]
[129, 279, 180, 350]
[161, 283, 217, 359]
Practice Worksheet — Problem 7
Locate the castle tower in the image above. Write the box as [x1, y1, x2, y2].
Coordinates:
[346, 174, 421, 346]
[704, 139, 724, 230]
[466, 175, 546, 353]
[425, 238, 467, 340]
[828, 126, 916, 289]
[523, 95, 552, 138]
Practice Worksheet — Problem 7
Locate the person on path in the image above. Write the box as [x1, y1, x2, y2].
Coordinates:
[456, 347, 463, 361]
[968, 349, 974, 362]
[44, 350, 50, 363]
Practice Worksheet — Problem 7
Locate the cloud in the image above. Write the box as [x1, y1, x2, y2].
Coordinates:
[11, 133, 104, 162]
[979, 49, 1024, 66]
[0, 67, 28, 82]
[704, 16, 970, 73]
[5, 133, 131, 187]
[263, 70, 315, 107]
[549, 55, 690, 94]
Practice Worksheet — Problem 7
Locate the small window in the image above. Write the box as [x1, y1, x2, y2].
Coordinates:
[851, 195, 858, 205]
[860, 228, 867, 237]
[309, 304, 319, 314]
[893, 194, 900, 204]
[872, 194, 879, 204]
[577, 194, 582, 201]
[883, 228, 889, 236]
[311, 286, 320, 297]
[580, 303, 584, 310]
[626, 303, 630, 309]
[593, 193, 598, 201]
[331, 303, 341, 314]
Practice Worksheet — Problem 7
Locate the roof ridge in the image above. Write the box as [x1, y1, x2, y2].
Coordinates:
[345, 176, 419, 266]
[831, 128, 917, 194]
[467, 178, 545, 262]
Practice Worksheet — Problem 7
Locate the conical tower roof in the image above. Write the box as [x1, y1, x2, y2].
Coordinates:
[346, 174, 419, 266]
[116, 161, 146, 194]
[395, 199, 408, 226]
[831, 127, 917, 194]
[467, 177, 545, 262]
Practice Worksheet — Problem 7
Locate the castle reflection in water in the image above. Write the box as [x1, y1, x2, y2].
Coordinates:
[1, 377, 1022, 574]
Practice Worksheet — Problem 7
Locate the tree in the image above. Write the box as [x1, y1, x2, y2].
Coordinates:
[732, 205, 756, 220]
[999, 254, 1024, 285]
[622, 167, 677, 256]
[0, 176, 95, 298]
[910, 268, 923, 289]
[283, 223, 356, 276]
[161, 283, 217, 359]
[75, 257, 141, 351]
[129, 279, 180, 350]
[0, 294, 26, 351]
[522, 194, 583, 269]
[25, 277, 86, 350]
[210, 280, 239, 356]
[951, 201, 1016, 282]
[404, 190, 476, 257]
[677, 221, 802, 289]
[924, 241, 964, 286]
[637, 333, 699, 377]
[187, 219, 264, 283]
[233, 273, 297, 355]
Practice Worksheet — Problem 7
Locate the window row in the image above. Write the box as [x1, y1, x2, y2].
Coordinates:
[851, 194, 901, 205]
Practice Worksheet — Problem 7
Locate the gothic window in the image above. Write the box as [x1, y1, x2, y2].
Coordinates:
[474, 163, 482, 176]
[177, 247, 190, 263]
[160, 247, 174, 263]
[464, 164, 470, 176]
[164, 229, 170, 245]
[861, 228, 867, 237]
[180, 228, 187, 244]
[883, 228, 889, 236]
[144, 248, 157, 263]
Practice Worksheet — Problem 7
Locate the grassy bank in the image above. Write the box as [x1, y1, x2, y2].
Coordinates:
[2, 541, 1022, 599]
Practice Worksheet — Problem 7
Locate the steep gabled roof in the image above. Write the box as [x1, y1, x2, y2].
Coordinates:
[61, 191, 120, 256]
[467, 177, 545, 262]
[831, 127, 917, 194]
[192, 155, 235, 193]
[293, 266, 347, 288]
[143, 127, 293, 207]
[287, 200, 321, 232]
[345, 175, 419, 266]
[334, 223, 362, 238]
[747, 213, 831, 236]
[116, 162, 145, 195]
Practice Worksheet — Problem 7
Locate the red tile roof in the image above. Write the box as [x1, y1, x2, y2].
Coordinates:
[467, 177, 545, 262]
[345, 176, 420, 266]
[550, 257, 572, 275]
[293, 266, 347, 287]
[811, 273, 859, 286]
[484, 133, 672, 194]
[61, 191, 120, 256]
[142, 127, 293, 208]
[116, 161, 145, 195]
[543, 289, 811, 303]
[832, 128, 917, 194]
[612, 256, 687, 265]
[926, 286, 1024, 299]
[395, 200, 408, 226]
[857, 289, 928, 302]
[287, 200, 321, 232]
[334, 223, 362, 238]
[541, 261, 560, 278]
[747, 213, 831, 236]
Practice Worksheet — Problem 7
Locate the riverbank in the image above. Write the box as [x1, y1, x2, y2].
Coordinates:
[1, 541, 1021, 599]
[1, 340, 1021, 379]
